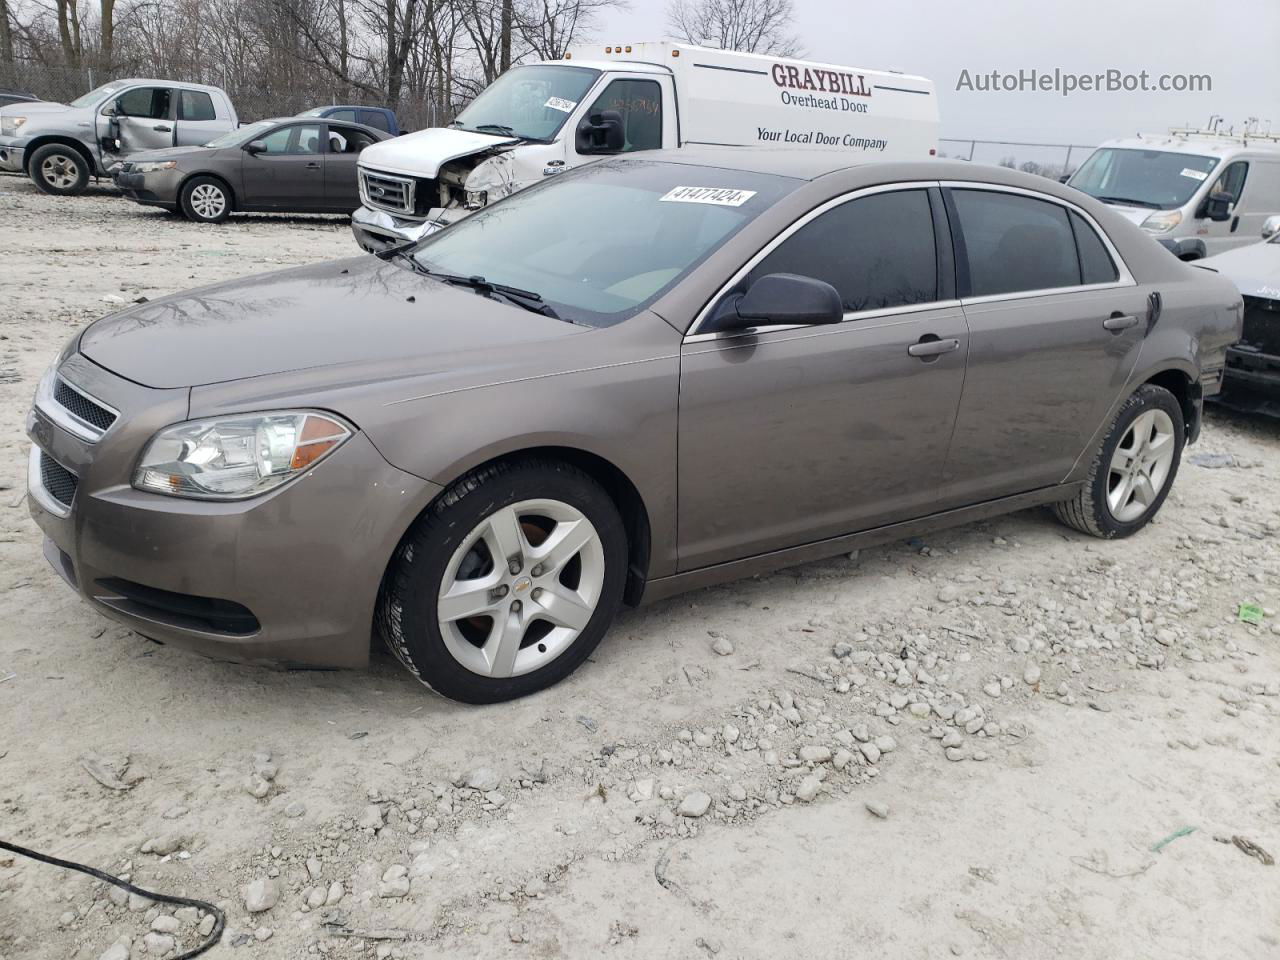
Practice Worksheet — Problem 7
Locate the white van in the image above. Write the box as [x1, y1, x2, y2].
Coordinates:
[1067, 125, 1280, 259]
[350, 42, 938, 250]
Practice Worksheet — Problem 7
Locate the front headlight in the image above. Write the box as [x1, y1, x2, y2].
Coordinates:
[134, 160, 177, 173]
[1, 116, 27, 136]
[1141, 210, 1182, 234]
[134, 411, 352, 500]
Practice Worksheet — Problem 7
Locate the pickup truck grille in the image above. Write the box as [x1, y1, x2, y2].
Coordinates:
[1240, 295, 1279, 357]
[360, 170, 416, 216]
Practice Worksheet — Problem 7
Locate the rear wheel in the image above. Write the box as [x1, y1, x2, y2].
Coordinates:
[180, 176, 232, 223]
[29, 144, 89, 195]
[377, 459, 628, 703]
[1053, 384, 1184, 538]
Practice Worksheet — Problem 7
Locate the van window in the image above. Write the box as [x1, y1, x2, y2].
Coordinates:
[453, 64, 600, 141]
[114, 87, 171, 120]
[1069, 211, 1118, 285]
[952, 190, 1080, 297]
[748, 189, 938, 312]
[1209, 160, 1249, 204]
[178, 90, 216, 122]
[1069, 148, 1219, 210]
[583, 79, 663, 153]
[359, 110, 391, 132]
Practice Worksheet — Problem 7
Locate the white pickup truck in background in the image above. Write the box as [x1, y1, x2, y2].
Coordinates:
[350, 41, 939, 251]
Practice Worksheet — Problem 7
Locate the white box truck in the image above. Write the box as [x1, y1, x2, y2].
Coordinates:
[350, 42, 938, 250]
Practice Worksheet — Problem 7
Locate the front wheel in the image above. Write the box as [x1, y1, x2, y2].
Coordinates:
[180, 176, 232, 223]
[377, 459, 628, 703]
[29, 144, 90, 195]
[1053, 384, 1184, 538]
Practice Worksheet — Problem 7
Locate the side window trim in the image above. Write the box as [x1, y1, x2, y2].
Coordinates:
[939, 181, 1135, 305]
[686, 181, 954, 340]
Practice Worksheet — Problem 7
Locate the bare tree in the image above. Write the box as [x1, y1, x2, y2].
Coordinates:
[515, 0, 618, 61]
[667, 0, 801, 57]
[0, 0, 15, 65]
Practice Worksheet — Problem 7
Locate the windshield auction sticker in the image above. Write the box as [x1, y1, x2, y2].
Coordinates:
[659, 186, 758, 207]
[1180, 168, 1209, 181]
[544, 97, 577, 113]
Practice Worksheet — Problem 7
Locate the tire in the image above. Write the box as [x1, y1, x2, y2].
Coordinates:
[1052, 384, 1185, 538]
[180, 176, 233, 223]
[29, 143, 90, 196]
[377, 459, 628, 703]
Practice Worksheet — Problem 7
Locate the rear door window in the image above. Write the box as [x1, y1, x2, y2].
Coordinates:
[1069, 211, 1119, 285]
[951, 189, 1080, 296]
[747, 189, 938, 313]
[178, 90, 216, 121]
[359, 110, 391, 132]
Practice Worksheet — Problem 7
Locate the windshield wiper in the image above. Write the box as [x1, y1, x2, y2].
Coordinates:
[374, 239, 429, 271]
[473, 123, 518, 137]
[1096, 195, 1163, 209]
[432, 271, 563, 320]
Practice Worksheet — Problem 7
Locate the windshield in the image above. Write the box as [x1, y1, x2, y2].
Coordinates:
[69, 80, 129, 109]
[203, 120, 275, 148]
[409, 160, 797, 326]
[452, 65, 600, 142]
[1069, 148, 1220, 210]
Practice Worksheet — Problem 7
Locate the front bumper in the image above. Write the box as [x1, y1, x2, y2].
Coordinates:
[26, 352, 440, 668]
[0, 137, 27, 173]
[113, 169, 180, 209]
[350, 204, 453, 252]
[1222, 296, 1280, 392]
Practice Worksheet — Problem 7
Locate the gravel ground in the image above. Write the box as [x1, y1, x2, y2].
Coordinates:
[1, 175, 1278, 960]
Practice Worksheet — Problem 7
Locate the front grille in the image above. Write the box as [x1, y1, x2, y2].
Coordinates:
[54, 377, 117, 433]
[39, 452, 78, 509]
[1240, 295, 1280, 357]
[360, 169, 415, 215]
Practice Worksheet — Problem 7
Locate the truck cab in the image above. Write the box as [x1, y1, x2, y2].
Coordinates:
[351, 43, 938, 251]
[0, 79, 237, 196]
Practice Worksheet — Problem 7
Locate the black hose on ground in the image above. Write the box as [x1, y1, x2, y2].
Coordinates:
[0, 838, 225, 958]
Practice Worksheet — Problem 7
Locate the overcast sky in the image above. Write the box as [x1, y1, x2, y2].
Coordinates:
[594, 0, 1278, 161]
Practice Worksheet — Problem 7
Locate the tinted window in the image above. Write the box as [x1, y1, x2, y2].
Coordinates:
[748, 190, 937, 313]
[952, 190, 1079, 296]
[1070, 211, 1118, 285]
[360, 110, 391, 132]
[327, 125, 377, 153]
[326, 108, 358, 123]
[178, 90, 216, 121]
[259, 124, 323, 155]
[115, 86, 170, 120]
[584, 79, 662, 152]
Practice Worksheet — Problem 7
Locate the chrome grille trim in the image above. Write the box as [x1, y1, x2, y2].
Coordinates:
[35, 371, 120, 443]
[359, 169, 416, 216]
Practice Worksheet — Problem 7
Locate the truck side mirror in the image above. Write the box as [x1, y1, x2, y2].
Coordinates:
[576, 110, 625, 154]
[1202, 191, 1233, 222]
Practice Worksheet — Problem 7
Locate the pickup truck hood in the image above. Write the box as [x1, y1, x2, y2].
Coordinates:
[0, 100, 73, 117]
[1204, 240, 1280, 300]
[78, 256, 583, 389]
[357, 126, 517, 178]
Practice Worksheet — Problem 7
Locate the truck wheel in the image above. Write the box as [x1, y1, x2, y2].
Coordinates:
[377, 459, 628, 704]
[1052, 384, 1184, 539]
[180, 176, 232, 223]
[29, 144, 90, 196]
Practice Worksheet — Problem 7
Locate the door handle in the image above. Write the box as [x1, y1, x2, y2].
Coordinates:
[152, 124, 172, 132]
[1103, 312, 1140, 332]
[907, 336, 960, 359]
[306, 161, 321, 169]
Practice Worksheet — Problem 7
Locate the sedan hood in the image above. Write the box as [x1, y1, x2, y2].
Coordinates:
[1204, 240, 1280, 299]
[125, 145, 219, 163]
[357, 126, 517, 178]
[79, 257, 584, 389]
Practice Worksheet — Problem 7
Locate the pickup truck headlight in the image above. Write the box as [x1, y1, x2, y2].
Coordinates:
[134, 411, 352, 500]
[1141, 210, 1182, 234]
[1, 116, 27, 136]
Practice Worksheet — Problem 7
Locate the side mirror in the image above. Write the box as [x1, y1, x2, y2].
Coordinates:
[575, 110, 625, 154]
[725, 273, 844, 330]
[1203, 191, 1233, 222]
[1058, 174, 1071, 184]
[1261, 214, 1280, 240]
[245, 140, 267, 155]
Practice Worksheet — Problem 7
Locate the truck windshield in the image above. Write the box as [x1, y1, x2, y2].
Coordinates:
[68, 80, 129, 109]
[409, 159, 797, 327]
[1069, 148, 1220, 210]
[451, 65, 600, 142]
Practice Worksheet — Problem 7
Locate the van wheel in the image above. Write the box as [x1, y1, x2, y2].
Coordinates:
[1052, 384, 1184, 538]
[180, 176, 232, 223]
[377, 459, 628, 703]
[29, 144, 90, 195]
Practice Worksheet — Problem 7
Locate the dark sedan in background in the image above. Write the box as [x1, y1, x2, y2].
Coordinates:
[114, 116, 390, 222]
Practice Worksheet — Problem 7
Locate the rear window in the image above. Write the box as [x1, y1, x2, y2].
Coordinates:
[360, 110, 391, 132]
[952, 190, 1080, 297]
[179, 90, 216, 122]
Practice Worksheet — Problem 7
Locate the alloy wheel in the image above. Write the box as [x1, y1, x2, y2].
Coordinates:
[190, 183, 227, 220]
[1106, 408, 1176, 523]
[437, 498, 605, 678]
[40, 154, 78, 190]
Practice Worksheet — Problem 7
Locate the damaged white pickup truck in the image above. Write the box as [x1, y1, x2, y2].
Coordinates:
[350, 41, 940, 251]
